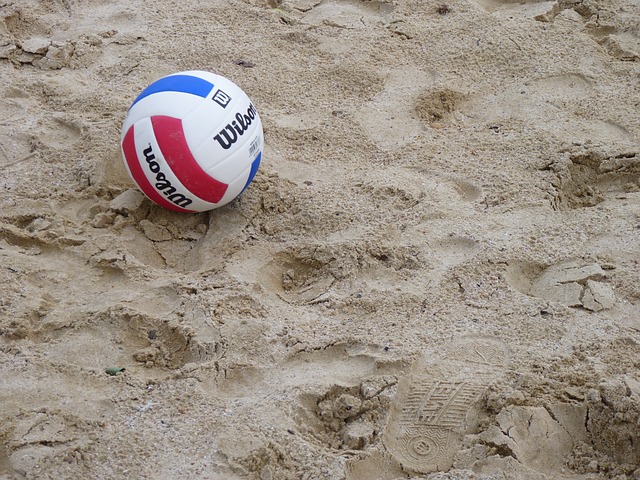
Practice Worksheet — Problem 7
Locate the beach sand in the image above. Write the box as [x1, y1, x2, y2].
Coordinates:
[1, 0, 639, 478]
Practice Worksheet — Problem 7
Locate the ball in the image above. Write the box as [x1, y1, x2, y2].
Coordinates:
[120, 70, 264, 212]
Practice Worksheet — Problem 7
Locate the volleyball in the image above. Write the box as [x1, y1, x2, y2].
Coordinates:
[120, 71, 263, 212]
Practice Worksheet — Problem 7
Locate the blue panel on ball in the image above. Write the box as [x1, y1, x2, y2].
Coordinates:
[130, 75, 214, 109]
[241, 152, 262, 193]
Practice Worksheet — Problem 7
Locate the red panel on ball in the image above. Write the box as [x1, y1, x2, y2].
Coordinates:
[122, 125, 195, 213]
[151, 115, 229, 204]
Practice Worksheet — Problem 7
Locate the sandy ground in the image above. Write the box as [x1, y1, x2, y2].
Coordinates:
[1, 0, 639, 478]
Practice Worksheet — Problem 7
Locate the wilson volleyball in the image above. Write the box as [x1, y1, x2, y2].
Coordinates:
[121, 71, 263, 212]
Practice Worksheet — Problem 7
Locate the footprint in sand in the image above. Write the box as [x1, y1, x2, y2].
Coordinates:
[358, 66, 436, 151]
[207, 342, 402, 400]
[256, 248, 336, 305]
[298, 0, 395, 29]
[533, 2, 640, 61]
[27, 302, 221, 374]
[0, 98, 33, 169]
[40, 115, 84, 151]
[469, 0, 559, 18]
[383, 336, 510, 474]
[530, 262, 616, 311]
[463, 73, 593, 126]
[463, 73, 638, 153]
[524, 72, 593, 101]
[0, 233, 220, 372]
[506, 259, 616, 311]
[550, 148, 640, 210]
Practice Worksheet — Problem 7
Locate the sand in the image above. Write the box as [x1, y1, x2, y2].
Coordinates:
[0, 0, 639, 478]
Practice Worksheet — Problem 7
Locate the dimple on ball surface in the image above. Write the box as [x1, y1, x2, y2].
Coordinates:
[120, 70, 264, 212]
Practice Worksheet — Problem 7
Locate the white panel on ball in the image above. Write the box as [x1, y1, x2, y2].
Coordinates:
[122, 92, 204, 135]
